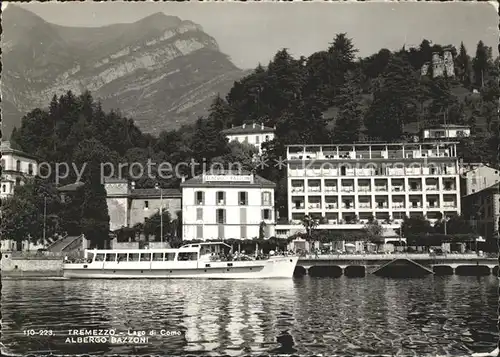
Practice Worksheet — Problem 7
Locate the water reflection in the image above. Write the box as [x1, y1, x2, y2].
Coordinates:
[1, 276, 496, 356]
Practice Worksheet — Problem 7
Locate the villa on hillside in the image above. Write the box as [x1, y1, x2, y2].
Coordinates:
[1, 141, 38, 198]
[222, 123, 275, 154]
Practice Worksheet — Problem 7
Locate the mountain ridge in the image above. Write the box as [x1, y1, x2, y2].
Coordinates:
[2, 5, 247, 138]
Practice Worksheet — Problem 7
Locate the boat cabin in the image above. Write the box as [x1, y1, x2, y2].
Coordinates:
[83, 242, 232, 263]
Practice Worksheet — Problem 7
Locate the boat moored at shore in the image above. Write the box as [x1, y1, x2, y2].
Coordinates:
[63, 242, 298, 279]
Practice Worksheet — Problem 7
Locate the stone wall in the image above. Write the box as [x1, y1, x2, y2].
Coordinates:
[1, 253, 63, 277]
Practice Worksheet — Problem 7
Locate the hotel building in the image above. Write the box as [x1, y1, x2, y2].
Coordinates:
[181, 170, 276, 241]
[284, 142, 461, 231]
[1, 141, 38, 198]
[462, 182, 500, 242]
[222, 123, 275, 154]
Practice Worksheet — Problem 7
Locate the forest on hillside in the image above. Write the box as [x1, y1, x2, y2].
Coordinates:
[6, 35, 500, 245]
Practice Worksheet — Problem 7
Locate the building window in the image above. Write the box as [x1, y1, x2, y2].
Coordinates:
[16, 160, 21, 171]
[340, 166, 346, 176]
[256, 136, 260, 144]
[28, 163, 33, 175]
[262, 209, 271, 220]
[196, 225, 203, 239]
[265, 135, 269, 141]
[1, 159, 5, 168]
[144, 201, 149, 209]
[196, 208, 203, 221]
[15, 178, 21, 186]
[216, 191, 225, 205]
[239, 191, 248, 205]
[262, 192, 271, 206]
[472, 177, 477, 185]
[216, 209, 225, 224]
[195, 191, 204, 205]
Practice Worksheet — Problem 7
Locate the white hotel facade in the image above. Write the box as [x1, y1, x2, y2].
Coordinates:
[282, 142, 461, 233]
[181, 170, 276, 241]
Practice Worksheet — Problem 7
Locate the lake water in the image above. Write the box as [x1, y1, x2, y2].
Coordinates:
[1, 276, 498, 356]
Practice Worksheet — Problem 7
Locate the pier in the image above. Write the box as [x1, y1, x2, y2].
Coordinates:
[296, 254, 498, 277]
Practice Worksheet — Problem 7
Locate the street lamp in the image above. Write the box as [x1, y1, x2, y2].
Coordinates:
[155, 183, 163, 245]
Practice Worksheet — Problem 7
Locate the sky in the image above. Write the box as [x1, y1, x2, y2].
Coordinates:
[3, 1, 499, 69]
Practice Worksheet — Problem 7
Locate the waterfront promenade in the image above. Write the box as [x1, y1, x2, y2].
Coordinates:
[297, 253, 498, 277]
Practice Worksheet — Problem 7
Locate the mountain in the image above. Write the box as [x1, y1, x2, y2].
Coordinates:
[2, 5, 248, 138]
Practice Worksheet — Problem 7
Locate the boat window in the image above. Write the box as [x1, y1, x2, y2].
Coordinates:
[95, 253, 105, 261]
[191, 244, 199, 247]
[117, 253, 127, 262]
[105, 253, 117, 262]
[152, 253, 163, 261]
[129, 253, 139, 261]
[178, 252, 198, 261]
[140, 253, 152, 262]
[165, 253, 176, 261]
[87, 252, 95, 261]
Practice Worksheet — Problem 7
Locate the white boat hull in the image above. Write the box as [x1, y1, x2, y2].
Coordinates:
[63, 256, 298, 279]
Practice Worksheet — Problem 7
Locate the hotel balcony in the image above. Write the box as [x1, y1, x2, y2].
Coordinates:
[391, 178, 405, 193]
[408, 179, 423, 192]
[325, 196, 338, 210]
[324, 179, 338, 193]
[358, 179, 371, 193]
[287, 143, 458, 161]
[325, 212, 339, 224]
[442, 179, 457, 191]
[358, 196, 372, 210]
[426, 195, 440, 209]
[375, 200, 389, 209]
[341, 197, 355, 210]
[292, 198, 305, 210]
[308, 196, 322, 210]
[392, 195, 406, 210]
[307, 179, 321, 193]
[290, 179, 305, 194]
[409, 199, 423, 209]
[443, 195, 457, 208]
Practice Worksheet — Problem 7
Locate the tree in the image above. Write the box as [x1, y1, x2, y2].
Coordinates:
[472, 40, 492, 89]
[364, 55, 419, 142]
[401, 215, 433, 237]
[455, 42, 471, 88]
[362, 219, 384, 243]
[332, 70, 363, 143]
[301, 215, 318, 240]
[213, 141, 259, 171]
[191, 117, 229, 172]
[144, 210, 172, 241]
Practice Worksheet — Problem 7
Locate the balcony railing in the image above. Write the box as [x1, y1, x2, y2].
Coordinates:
[426, 187, 439, 191]
[325, 204, 338, 209]
[391, 187, 405, 192]
[358, 187, 371, 192]
[308, 187, 322, 192]
[291, 187, 305, 193]
[341, 187, 354, 193]
[324, 187, 337, 193]
[375, 187, 388, 192]
[392, 204, 406, 209]
[308, 203, 322, 209]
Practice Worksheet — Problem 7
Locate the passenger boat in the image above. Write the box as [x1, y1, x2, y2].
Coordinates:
[63, 242, 298, 279]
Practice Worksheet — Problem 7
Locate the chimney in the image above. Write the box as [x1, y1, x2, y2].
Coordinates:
[131, 181, 136, 190]
[261, 123, 264, 130]
[242, 123, 246, 129]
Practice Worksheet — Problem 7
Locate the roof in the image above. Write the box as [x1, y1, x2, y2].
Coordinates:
[131, 188, 181, 198]
[463, 164, 500, 175]
[57, 181, 85, 192]
[181, 170, 276, 188]
[463, 182, 500, 197]
[424, 124, 470, 130]
[222, 123, 275, 135]
[104, 177, 129, 183]
[1, 141, 40, 161]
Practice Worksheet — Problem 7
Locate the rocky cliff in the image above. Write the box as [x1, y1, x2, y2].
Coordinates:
[2, 6, 247, 137]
